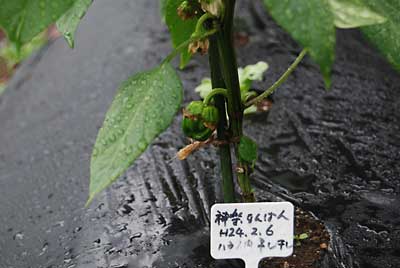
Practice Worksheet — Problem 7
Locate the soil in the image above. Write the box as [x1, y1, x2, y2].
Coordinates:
[262, 208, 330, 268]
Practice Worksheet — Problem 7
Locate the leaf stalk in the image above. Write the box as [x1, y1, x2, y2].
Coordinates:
[245, 48, 308, 107]
[203, 88, 228, 105]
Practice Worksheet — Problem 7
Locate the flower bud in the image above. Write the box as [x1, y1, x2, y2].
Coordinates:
[200, 0, 224, 17]
[182, 117, 213, 141]
[182, 101, 214, 141]
[186, 101, 204, 116]
[188, 38, 210, 55]
[177, 1, 198, 20]
[201, 105, 219, 125]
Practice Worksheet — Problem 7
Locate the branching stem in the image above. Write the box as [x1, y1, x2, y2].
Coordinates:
[245, 48, 308, 107]
[195, 13, 215, 34]
[203, 88, 228, 105]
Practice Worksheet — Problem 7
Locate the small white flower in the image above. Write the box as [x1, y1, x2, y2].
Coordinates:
[200, 0, 224, 17]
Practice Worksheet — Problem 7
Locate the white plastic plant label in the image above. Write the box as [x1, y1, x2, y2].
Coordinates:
[210, 202, 294, 268]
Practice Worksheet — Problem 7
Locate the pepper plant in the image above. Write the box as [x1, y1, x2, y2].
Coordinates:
[0, 0, 399, 204]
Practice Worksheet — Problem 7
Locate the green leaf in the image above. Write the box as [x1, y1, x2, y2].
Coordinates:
[160, 0, 168, 23]
[0, 31, 47, 66]
[263, 0, 335, 87]
[238, 136, 258, 164]
[0, 0, 76, 47]
[56, 0, 93, 48]
[165, 0, 198, 68]
[328, 0, 386, 29]
[360, 0, 400, 71]
[88, 63, 183, 204]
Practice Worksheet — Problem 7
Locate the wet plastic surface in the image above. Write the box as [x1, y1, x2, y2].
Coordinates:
[0, 1, 399, 268]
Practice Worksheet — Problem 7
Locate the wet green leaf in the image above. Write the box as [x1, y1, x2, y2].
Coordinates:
[238, 136, 258, 164]
[165, 0, 198, 68]
[88, 63, 183, 204]
[360, 0, 400, 71]
[57, 0, 93, 48]
[0, 32, 47, 66]
[160, 0, 168, 23]
[0, 0, 76, 47]
[328, 0, 386, 29]
[263, 0, 335, 87]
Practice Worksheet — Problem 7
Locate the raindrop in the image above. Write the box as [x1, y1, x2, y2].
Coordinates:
[127, 101, 134, 109]
[64, 33, 74, 47]
[73, 226, 82, 234]
[95, 203, 105, 211]
[13, 232, 24, 240]
[53, 221, 65, 227]
[117, 128, 124, 136]
[39, 242, 49, 256]
[110, 263, 128, 268]
[92, 147, 99, 157]
[108, 134, 117, 143]
[137, 140, 147, 151]
[129, 232, 143, 242]
[125, 194, 135, 203]
[117, 204, 134, 215]
[124, 146, 133, 155]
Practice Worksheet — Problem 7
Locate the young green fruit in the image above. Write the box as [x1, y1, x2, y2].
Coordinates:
[182, 101, 219, 141]
[201, 105, 219, 125]
[182, 117, 213, 141]
[186, 100, 204, 116]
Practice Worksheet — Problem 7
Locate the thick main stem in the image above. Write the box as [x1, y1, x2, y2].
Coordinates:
[217, 0, 254, 202]
[208, 35, 236, 203]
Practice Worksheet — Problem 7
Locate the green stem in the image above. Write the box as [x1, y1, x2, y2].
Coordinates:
[209, 35, 236, 203]
[245, 48, 308, 107]
[203, 88, 228, 105]
[195, 13, 215, 35]
[217, 0, 254, 202]
[163, 29, 218, 64]
[216, 4, 242, 138]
